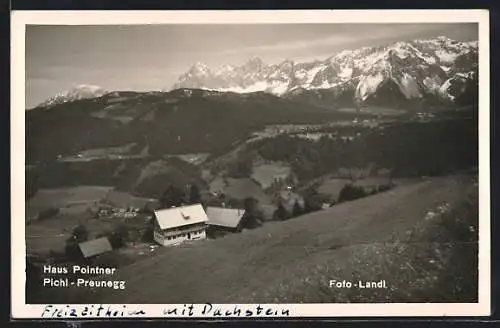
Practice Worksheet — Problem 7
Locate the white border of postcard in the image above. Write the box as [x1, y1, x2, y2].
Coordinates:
[11, 9, 491, 319]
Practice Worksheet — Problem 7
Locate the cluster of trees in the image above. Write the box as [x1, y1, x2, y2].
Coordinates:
[159, 183, 202, 208]
[272, 200, 321, 221]
[239, 197, 264, 229]
[302, 187, 327, 213]
[226, 152, 255, 178]
[337, 183, 393, 203]
[272, 202, 295, 221]
[64, 224, 89, 261]
[142, 217, 155, 242]
[273, 188, 325, 221]
[337, 184, 370, 203]
[97, 224, 130, 249]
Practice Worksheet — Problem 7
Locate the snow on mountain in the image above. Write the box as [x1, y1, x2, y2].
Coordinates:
[423, 76, 444, 94]
[38, 85, 108, 108]
[398, 72, 422, 99]
[38, 37, 477, 109]
[216, 64, 236, 75]
[439, 70, 478, 102]
[435, 49, 459, 64]
[439, 79, 456, 101]
[171, 36, 478, 105]
[356, 72, 385, 102]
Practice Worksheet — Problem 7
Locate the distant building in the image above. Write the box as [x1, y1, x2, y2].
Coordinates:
[206, 207, 246, 237]
[153, 204, 208, 246]
[78, 237, 112, 259]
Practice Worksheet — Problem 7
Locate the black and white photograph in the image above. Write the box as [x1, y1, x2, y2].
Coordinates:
[12, 10, 490, 318]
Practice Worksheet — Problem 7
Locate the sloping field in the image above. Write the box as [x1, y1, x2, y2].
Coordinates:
[36, 175, 478, 304]
[26, 186, 114, 220]
[103, 190, 157, 209]
[209, 177, 272, 205]
[27, 186, 113, 208]
[251, 163, 291, 190]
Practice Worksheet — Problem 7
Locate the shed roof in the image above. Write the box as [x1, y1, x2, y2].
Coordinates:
[154, 204, 208, 230]
[78, 237, 112, 258]
[206, 207, 245, 228]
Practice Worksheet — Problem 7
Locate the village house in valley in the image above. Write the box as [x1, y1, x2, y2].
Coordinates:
[205, 206, 246, 238]
[153, 204, 208, 246]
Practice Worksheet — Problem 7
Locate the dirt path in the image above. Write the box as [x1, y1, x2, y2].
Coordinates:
[38, 174, 477, 304]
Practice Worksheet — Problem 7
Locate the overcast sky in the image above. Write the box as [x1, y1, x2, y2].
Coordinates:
[25, 23, 477, 108]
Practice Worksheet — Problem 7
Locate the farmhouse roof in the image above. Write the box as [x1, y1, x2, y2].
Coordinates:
[78, 237, 112, 258]
[206, 207, 245, 228]
[154, 204, 208, 230]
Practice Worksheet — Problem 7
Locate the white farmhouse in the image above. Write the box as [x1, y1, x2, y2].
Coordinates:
[153, 204, 208, 246]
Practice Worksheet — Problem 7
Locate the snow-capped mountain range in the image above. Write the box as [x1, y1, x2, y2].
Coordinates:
[35, 36, 478, 109]
[38, 85, 108, 108]
[171, 36, 478, 105]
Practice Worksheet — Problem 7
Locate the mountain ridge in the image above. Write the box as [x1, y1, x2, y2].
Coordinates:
[33, 36, 478, 109]
[170, 36, 478, 107]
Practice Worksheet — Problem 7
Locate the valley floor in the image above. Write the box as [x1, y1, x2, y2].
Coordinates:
[31, 174, 478, 304]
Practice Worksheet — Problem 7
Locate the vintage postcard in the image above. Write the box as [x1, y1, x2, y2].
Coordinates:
[11, 9, 490, 319]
